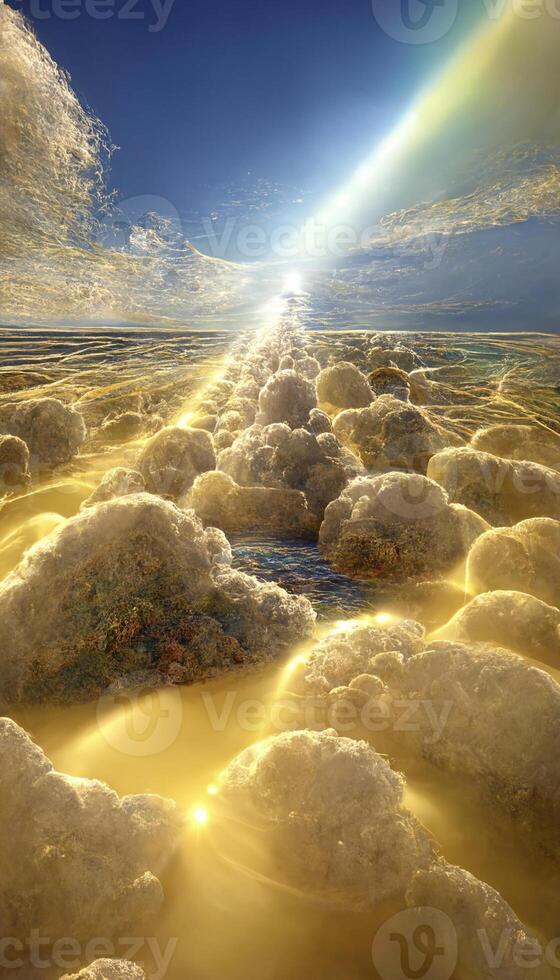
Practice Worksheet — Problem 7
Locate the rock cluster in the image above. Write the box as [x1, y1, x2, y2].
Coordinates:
[332, 395, 457, 473]
[0, 717, 180, 940]
[0, 493, 315, 704]
[319, 472, 488, 582]
[219, 728, 549, 976]
[0, 433, 29, 490]
[298, 621, 560, 820]
[0, 397, 86, 467]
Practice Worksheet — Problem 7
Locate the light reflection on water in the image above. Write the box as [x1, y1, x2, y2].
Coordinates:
[3, 327, 560, 977]
[14, 659, 560, 980]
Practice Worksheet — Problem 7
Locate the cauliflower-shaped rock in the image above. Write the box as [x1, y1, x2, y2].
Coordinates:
[466, 518, 560, 608]
[333, 396, 455, 473]
[407, 863, 553, 980]
[367, 367, 411, 401]
[0, 718, 179, 941]
[218, 729, 434, 907]
[428, 447, 560, 526]
[471, 423, 560, 471]
[0, 494, 315, 704]
[81, 468, 146, 509]
[101, 412, 145, 443]
[306, 408, 332, 434]
[62, 963, 146, 980]
[258, 370, 317, 429]
[365, 639, 560, 816]
[137, 426, 216, 500]
[298, 620, 425, 695]
[187, 471, 319, 537]
[218, 423, 358, 519]
[0, 398, 86, 466]
[368, 345, 421, 373]
[319, 473, 488, 582]
[433, 590, 560, 667]
[0, 434, 29, 490]
[316, 362, 373, 411]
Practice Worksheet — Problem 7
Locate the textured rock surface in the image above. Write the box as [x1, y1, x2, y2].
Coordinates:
[298, 620, 426, 695]
[257, 369, 317, 429]
[433, 590, 560, 666]
[0, 433, 29, 489]
[0, 493, 315, 703]
[81, 467, 146, 509]
[218, 729, 434, 907]
[218, 423, 359, 519]
[428, 446, 560, 525]
[297, 618, 560, 819]
[0, 398, 86, 466]
[320, 473, 488, 582]
[137, 425, 216, 500]
[471, 423, 560, 471]
[367, 367, 411, 401]
[407, 863, 553, 980]
[367, 345, 421, 373]
[365, 640, 560, 816]
[316, 362, 373, 411]
[333, 395, 455, 473]
[188, 470, 319, 537]
[0, 717, 179, 940]
[62, 963, 146, 980]
[100, 411, 146, 443]
[466, 517, 560, 608]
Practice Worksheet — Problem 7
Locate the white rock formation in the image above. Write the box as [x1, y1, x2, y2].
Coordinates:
[81, 467, 146, 509]
[0, 398, 86, 466]
[188, 471, 319, 537]
[0, 717, 180, 940]
[466, 517, 560, 608]
[332, 396, 455, 473]
[299, 620, 426, 695]
[257, 369, 317, 429]
[137, 425, 216, 500]
[0, 493, 315, 703]
[0, 433, 29, 490]
[218, 728, 548, 967]
[62, 963, 146, 980]
[407, 863, 553, 980]
[428, 447, 560, 525]
[433, 590, 560, 666]
[218, 729, 434, 907]
[364, 640, 560, 816]
[316, 362, 373, 411]
[471, 423, 560, 471]
[217, 423, 359, 519]
[319, 473, 488, 582]
[368, 345, 421, 373]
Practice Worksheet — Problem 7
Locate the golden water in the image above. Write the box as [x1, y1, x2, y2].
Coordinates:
[3, 329, 560, 979]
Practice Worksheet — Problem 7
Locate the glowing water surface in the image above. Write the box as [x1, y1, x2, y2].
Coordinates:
[3, 328, 560, 978]
[14, 652, 560, 980]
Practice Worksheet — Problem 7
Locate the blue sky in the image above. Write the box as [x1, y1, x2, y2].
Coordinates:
[9, 0, 478, 214]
